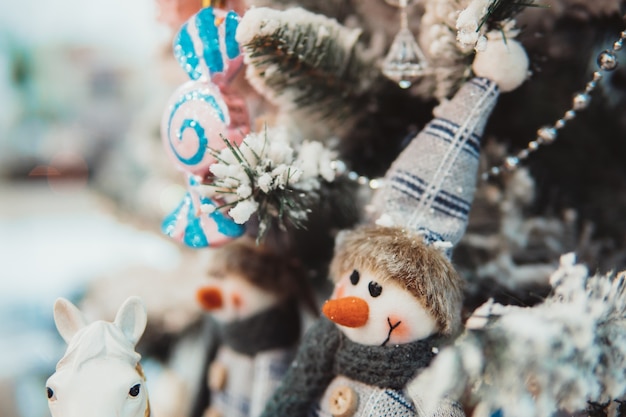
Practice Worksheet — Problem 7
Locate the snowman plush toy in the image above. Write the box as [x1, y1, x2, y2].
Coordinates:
[312, 224, 466, 417]
[196, 236, 316, 417]
[259, 31, 528, 415]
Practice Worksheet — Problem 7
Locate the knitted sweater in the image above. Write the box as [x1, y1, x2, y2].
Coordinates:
[190, 299, 300, 417]
[260, 317, 440, 417]
[208, 299, 301, 417]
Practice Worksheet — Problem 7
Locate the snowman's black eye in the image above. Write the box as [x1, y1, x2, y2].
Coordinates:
[350, 270, 360, 285]
[368, 281, 382, 297]
[47, 387, 54, 399]
[129, 384, 141, 397]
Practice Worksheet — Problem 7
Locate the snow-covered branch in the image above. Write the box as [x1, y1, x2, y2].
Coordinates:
[201, 127, 337, 236]
[408, 254, 626, 417]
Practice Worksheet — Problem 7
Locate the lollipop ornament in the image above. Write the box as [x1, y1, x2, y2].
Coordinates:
[161, 3, 250, 248]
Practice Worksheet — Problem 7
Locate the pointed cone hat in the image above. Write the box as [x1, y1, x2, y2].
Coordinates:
[370, 77, 500, 257]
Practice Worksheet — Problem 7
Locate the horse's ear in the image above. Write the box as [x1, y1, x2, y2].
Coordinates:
[54, 298, 89, 344]
[114, 296, 147, 347]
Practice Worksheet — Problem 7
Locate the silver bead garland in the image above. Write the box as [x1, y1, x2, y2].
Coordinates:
[331, 160, 385, 190]
[482, 29, 626, 181]
[337, 28, 625, 189]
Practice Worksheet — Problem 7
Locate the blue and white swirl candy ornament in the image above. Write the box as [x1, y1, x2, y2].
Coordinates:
[161, 6, 250, 248]
[162, 176, 245, 248]
[163, 7, 249, 177]
[173, 7, 243, 85]
[162, 81, 246, 177]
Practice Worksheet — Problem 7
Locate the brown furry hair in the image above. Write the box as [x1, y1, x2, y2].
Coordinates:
[329, 225, 464, 335]
[207, 237, 318, 314]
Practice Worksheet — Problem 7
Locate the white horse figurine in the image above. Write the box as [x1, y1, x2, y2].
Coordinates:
[46, 296, 150, 417]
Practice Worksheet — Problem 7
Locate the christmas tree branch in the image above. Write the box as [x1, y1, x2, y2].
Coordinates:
[237, 7, 378, 128]
[479, 0, 547, 31]
[409, 254, 626, 417]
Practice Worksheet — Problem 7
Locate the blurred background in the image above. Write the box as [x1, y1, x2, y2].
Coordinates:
[0, 1, 209, 416]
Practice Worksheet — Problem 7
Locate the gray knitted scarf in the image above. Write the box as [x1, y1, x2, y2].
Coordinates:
[220, 298, 300, 356]
[260, 317, 442, 417]
[335, 326, 440, 390]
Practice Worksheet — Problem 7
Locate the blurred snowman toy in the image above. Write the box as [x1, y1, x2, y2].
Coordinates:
[195, 236, 317, 417]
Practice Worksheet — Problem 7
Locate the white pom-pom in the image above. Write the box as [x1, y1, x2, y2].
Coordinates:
[472, 33, 529, 92]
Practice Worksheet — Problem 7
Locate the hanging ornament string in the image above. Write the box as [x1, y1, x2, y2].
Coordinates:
[381, 0, 429, 89]
[482, 29, 626, 181]
[203, 0, 226, 8]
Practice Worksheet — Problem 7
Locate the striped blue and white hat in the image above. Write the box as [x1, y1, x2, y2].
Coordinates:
[370, 77, 499, 257]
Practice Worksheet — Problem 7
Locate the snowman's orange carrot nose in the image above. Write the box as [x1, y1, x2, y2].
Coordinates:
[322, 296, 369, 328]
[196, 286, 223, 310]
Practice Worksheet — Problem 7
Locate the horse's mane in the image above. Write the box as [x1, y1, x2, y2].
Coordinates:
[56, 321, 141, 370]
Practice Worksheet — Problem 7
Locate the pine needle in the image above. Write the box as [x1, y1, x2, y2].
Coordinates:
[478, 0, 549, 32]
[239, 8, 378, 128]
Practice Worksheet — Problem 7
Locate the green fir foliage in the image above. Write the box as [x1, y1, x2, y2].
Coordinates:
[205, 130, 322, 241]
[241, 10, 377, 127]
[479, 0, 547, 31]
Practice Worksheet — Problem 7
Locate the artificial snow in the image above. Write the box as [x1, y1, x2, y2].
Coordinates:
[202, 127, 337, 227]
[229, 199, 259, 224]
[410, 254, 626, 417]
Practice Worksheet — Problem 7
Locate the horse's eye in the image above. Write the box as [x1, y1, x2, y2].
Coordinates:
[368, 281, 382, 297]
[350, 270, 360, 285]
[47, 387, 55, 400]
[129, 384, 141, 397]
